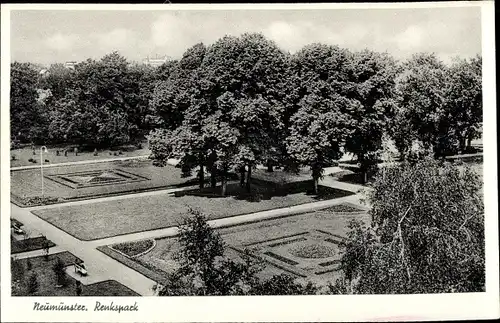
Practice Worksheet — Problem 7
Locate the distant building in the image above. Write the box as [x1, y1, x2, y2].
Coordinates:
[64, 61, 77, 70]
[142, 55, 169, 68]
[39, 69, 50, 78]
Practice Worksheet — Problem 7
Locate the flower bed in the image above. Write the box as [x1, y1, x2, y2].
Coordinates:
[322, 203, 365, 213]
[13, 196, 63, 207]
[111, 239, 155, 258]
[288, 243, 336, 259]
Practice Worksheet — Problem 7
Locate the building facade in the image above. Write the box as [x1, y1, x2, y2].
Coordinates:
[142, 55, 169, 68]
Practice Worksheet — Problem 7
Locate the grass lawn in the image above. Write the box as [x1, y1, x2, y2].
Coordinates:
[11, 252, 139, 296]
[11, 159, 198, 206]
[102, 205, 370, 288]
[11, 235, 56, 254]
[33, 181, 354, 241]
[10, 142, 150, 167]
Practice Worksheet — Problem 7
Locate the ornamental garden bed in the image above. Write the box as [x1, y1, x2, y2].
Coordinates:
[11, 252, 138, 296]
[96, 246, 170, 286]
[33, 181, 354, 241]
[11, 160, 198, 207]
[99, 205, 370, 288]
[111, 239, 155, 258]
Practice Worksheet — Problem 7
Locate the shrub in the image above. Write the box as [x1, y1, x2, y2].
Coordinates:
[11, 257, 25, 281]
[75, 280, 82, 296]
[27, 273, 39, 294]
[52, 257, 68, 287]
[11, 155, 17, 161]
[20, 196, 60, 207]
[44, 159, 50, 163]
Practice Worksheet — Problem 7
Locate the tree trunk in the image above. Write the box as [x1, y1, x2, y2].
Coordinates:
[312, 176, 319, 195]
[198, 162, 204, 189]
[311, 163, 321, 195]
[246, 164, 252, 192]
[460, 137, 467, 152]
[210, 165, 217, 188]
[239, 166, 245, 186]
[221, 164, 228, 196]
[359, 156, 367, 185]
[466, 136, 473, 150]
[267, 159, 273, 172]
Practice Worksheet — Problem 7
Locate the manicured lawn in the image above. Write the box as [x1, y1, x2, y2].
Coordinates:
[11, 252, 139, 296]
[33, 181, 354, 241]
[11, 235, 56, 254]
[102, 205, 370, 287]
[11, 159, 197, 206]
[10, 142, 150, 167]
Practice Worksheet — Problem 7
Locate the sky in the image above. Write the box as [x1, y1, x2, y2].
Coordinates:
[10, 7, 482, 66]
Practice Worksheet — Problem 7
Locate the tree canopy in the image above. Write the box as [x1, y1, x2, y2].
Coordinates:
[338, 158, 484, 293]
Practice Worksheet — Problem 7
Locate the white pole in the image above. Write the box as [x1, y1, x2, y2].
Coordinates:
[40, 146, 47, 198]
[41, 147, 44, 198]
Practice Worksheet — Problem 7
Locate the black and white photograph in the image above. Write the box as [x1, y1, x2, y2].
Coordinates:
[1, 2, 498, 322]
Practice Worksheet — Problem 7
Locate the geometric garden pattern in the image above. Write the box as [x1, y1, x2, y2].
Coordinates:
[45, 169, 149, 189]
[230, 229, 347, 278]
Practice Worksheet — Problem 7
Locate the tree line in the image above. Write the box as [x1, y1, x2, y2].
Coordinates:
[11, 33, 482, 190]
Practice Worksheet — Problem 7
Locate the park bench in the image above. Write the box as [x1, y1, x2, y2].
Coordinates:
[11, 224, 24, 234]
[74, 262, 88, 276]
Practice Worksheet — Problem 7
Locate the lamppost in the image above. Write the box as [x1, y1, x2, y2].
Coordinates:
[40, 146, 48, 198]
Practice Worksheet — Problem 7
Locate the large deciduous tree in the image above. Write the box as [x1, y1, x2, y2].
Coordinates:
[41, 63, 74, 103]
[393, 53, 449, 157]
[10, 62, 49, 144]
[48, 52, 134, 147]
[443, 56, 482, 152]
[150, 34, 290, 195]
[344, 50, 399, 183]
[125, 63, 159, 137]
[286, 44, 355, 192]
[199, 33, 289, 192]
[287, 93, 356, 194]
[149, 44, 210, 188]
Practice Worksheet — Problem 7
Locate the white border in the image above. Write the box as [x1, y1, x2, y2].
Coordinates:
[0, 2, 490, 10]
[1, 2, 498, 322]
